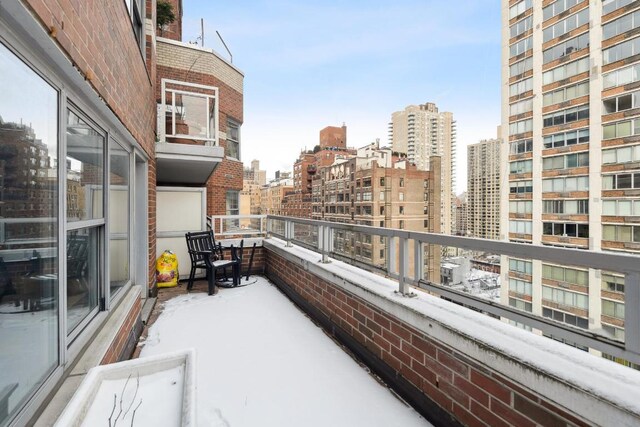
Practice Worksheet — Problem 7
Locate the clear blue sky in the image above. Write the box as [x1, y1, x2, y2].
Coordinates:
[183, 1, 502, 193]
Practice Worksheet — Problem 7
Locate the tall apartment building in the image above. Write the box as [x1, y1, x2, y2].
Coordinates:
[454, 192, 468, 236]
[244, 159, 267, 186]
[468, 138, 501, 239]
[502, 0, 636, 353]
[311, 142, 442, 282]
[390, 102, 456, 238]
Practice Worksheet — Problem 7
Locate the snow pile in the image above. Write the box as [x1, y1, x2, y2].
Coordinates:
[140, 278, 431, 427]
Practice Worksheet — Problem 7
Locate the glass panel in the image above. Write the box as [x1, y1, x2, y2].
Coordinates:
[0, 41, 59, 425]
[109, 139, 130, 299]
[175, 93, 208, 138]
[66, 110, 104, 221]
[67, 227, 100, 334]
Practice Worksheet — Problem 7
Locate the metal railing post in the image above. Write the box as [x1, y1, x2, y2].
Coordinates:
[319, 224, 331, 263]
[398, 237, 409, 294]
[387, 236, 396, 277]
[285, 219, 293, 247]
[414, 240, 424, 283]
[625, 272, 640, 356]
[260, 216, 266, 237]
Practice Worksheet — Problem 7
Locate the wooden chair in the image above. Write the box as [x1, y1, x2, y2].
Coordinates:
[185, 231, 239, 295]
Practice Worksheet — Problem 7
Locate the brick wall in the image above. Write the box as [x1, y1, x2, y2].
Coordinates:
[100, 297, 143, 365]
[265, 248, 593, 427]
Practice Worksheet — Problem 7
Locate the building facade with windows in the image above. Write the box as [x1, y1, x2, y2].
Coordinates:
[467, 138, 501, 239]
[311, 142, 442, 283]
[389, 102, 456, 239]
[501, 0, 636, 355]
[0, 0, 245, 425]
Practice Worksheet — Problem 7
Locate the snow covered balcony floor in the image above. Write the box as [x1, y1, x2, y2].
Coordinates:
[137, 277, 431, 427]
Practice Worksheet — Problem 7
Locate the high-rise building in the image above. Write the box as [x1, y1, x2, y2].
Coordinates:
[312, 141, 442, 282]
[454, 192, 468, 237]
[389, 102, 456, 238]
[467, 138, 501, 240]
[319, 124, 347, 149]
[244, 159, 267, 186]
[501, 0, 636, 352]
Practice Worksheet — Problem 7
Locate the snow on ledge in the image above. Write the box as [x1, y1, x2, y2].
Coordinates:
[264, 238, 640, 425]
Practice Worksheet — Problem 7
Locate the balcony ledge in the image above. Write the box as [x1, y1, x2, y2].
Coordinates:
[263, 238, 640, 426]
[155, 142, 224, 185]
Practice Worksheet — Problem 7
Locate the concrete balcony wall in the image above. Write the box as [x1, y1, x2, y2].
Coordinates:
[264, 238, 640, 427]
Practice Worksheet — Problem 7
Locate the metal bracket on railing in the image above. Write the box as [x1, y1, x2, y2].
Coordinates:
[285, 220, 294, 247]
[398, 237, 410, 295]
[318, 225, 331, 263]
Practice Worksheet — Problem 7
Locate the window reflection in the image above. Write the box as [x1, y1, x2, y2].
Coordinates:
[0, 42, 59, 426]
[66, 110, 104, 221]
[66, 227, 99, 334]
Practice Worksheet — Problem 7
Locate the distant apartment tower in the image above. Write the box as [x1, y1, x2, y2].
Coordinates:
[244, 159, 266, 186]
[502, 0, 638, 353]
[312, 142, 442, 282]
[454, 192, 468, 236]
[390, 102, 456, 237]
[261, 174, 293, 215]
[467, 138, 501, 239]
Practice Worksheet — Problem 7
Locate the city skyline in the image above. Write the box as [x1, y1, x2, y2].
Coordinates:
[182, 1, 501, 193]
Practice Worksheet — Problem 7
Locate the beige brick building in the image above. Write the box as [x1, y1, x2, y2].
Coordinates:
[312, 142, 441, 282]
[467, 138, 501, 240]
[389, 102, 456, 240]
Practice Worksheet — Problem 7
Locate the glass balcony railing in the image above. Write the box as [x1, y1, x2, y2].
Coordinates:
[265, 214, 640, 368]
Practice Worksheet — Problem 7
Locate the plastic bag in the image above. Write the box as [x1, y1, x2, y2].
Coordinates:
[156, 250, 179, 288]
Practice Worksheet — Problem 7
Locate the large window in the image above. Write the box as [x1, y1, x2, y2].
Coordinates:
[109, 139, 130, 299]
[66, 110, 105, 336]
[603, 0, 635, 15]
[604, 10, 640, 40]
[543, 33, 589, 64]
[509, 200, 533, 214]
[543, 0, 581, 20]
[602, 144, 640, 164]
[543, 81, 589, 106]
[542, 264, 589, 285]
[543, 222, 589, 237]
[543, 199, 589, 214]
[603, 224, 640, 242]
[543, 105, 589, 127]
[510, 16, 533, 38]
[602, 299, 625, 319]
[603, 62, 640, 89]
[510, 57, 533, 77]
[509, 119, 532, 135]
[0, 41, 60, 427]
[509, 180, 533, 193]
[543, 286, 588, 309]
[543, 57, 589, 85]
[509, 220, 532, 234]
[602, 118, 640, 139]
[543, 152, 589, 170]
[510, 0, 532, 19]
[510, 36, 533, 58]
[603, 172, 640, 189]
[603, 198, 640, 215]
[510, 139, 533, 155]
[510, 98, 533, 116]
[603, 90, 640, 114]
[510, 159, 533, 174]
[125, 0, 144, 52]
[542, 176, 589, 192]
[226, 119, 240, 160]
[543, 129, 589, 149]
[509, 278, 532, 296]
[509, 77, 533, 97]
[543, 8, 589, 42]
[603, 37, 640, 65]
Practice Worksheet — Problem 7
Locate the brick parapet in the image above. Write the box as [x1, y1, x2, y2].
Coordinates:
[264, 241, 638, 427]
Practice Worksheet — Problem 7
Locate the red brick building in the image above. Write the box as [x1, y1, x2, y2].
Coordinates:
[0, 1, 243, 425]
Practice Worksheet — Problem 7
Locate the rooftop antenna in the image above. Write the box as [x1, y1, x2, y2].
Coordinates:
[216, 30, 233, 63]
[201, 18, 204, 47]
